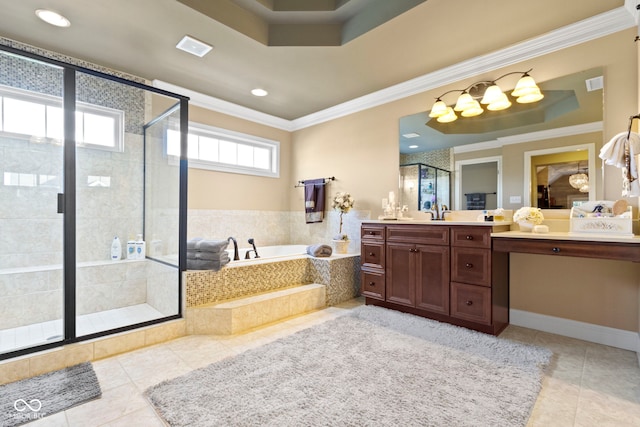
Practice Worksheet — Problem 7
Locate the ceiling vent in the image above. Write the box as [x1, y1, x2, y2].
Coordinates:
[585, 76, 603, 92]
[176, 35, 213, 58]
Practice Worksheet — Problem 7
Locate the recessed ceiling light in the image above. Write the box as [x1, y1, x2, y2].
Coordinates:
[409, 144, 419, 149]
[402, 132, 420, 138]
[176, 35, 213, 58]
[35, 9, 70, 27]
[251, 88, 268, 97]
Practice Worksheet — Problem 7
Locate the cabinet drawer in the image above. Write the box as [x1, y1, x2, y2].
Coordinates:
[451, 247, 491, 286]
[361, 241, 385, 269]
[451, 282, 491, 325]
[451, 227, 491, 248]
[361, 268, 385, 300]
[386, 225, 448, 246]
[362, 224, 385, 241]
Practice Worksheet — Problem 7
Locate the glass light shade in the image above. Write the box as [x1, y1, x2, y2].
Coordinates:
[460, 100, 484, 117]
[511, 75, 540, 97]
[429, 100, 448, 118]
[569, 173, 589, 189]
[579, 183, 589, 193]
[487, 93, 512, 111]
[480, 84, 504, 104]
[436, 107, 458, 123]
[453, 92, 474, 112]
[516, 90, 544, 104]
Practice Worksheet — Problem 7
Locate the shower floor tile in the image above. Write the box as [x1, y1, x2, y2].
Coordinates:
[0, 304, 165, 354]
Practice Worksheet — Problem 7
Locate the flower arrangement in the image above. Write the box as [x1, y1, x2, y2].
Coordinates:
[513, 207, 544, 225]
[332, 192, 355, 240]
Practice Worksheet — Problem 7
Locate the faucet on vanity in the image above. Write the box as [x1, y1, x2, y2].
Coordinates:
[227, 237, 240, 261]
[245, 238, 260, 259]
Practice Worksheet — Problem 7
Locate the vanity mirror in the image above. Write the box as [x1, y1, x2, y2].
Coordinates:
[399, 67, 604, 210]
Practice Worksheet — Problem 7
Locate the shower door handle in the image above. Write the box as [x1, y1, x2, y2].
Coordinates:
[57, 193, 64, 214]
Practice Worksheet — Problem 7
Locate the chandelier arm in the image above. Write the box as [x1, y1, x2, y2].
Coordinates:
[492, 68, 534, 84]
[433, 88, 466, 100]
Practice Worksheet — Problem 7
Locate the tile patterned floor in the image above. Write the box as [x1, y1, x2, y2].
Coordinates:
[0, 304, 164, 354]
[21, 298, 640, 426]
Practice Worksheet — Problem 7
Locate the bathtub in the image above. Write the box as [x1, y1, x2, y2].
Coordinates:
[228, 244, 309, 265]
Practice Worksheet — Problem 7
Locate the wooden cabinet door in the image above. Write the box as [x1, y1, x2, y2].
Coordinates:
[386, 242, 415, 307]
[415, 244, 450, 315]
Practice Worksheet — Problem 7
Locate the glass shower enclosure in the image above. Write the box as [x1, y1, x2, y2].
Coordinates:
[0, 45, 188, 358]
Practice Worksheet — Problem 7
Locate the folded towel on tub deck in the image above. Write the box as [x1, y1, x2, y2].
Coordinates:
[306, 244, 332, 257]
[186, 257, 230, 271]
[186, 238, 229, 252]
[187, 250, 231, 262]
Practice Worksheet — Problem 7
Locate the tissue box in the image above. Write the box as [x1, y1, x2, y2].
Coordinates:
[569, 201, 633, 236]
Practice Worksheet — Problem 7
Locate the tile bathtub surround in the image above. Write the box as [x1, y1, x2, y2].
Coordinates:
[184, 254, 361, 308]
[6, 298, 639, 426]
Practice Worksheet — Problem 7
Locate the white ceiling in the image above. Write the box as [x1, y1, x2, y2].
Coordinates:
[0, 0, 632, 123]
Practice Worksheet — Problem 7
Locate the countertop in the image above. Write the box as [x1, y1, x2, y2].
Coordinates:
[362, 219, 512, 226]
[491, 230, 640, 244]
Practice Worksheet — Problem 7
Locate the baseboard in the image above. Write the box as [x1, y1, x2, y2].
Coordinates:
[510, 309, 640, 353]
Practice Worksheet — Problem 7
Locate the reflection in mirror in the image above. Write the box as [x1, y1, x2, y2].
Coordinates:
[524, 144, 595, 208]
[400, 67, 604, 209]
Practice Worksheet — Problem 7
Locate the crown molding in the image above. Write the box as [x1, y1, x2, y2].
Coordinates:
[152, 80, 295, 131]
[453, 122, 604, 154]
[156, 5, 635, 132]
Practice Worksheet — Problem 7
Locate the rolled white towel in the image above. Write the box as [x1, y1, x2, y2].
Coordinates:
[306, 244, 332, 257]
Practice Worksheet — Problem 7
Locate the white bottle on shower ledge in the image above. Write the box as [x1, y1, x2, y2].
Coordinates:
[111, 236, 121, 261]
[135, 234, 146, 260]
[126, 237, 136, 260]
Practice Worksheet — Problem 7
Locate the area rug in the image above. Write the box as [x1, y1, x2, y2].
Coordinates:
[0, 362, 101, 427]
[146, 306, 552, 427]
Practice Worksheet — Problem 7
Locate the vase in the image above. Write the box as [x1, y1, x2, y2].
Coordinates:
[518, 221, 534, 232]
[332, 239, 349, 254]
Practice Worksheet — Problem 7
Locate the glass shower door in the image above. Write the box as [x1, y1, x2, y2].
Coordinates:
[0, 51, 65, 354]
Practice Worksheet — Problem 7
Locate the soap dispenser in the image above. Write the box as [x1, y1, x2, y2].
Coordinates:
[135, 234, 146, 260]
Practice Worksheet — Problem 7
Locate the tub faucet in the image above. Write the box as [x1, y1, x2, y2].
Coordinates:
[245, 238, 260, 259]
[227, 237, 239, 261]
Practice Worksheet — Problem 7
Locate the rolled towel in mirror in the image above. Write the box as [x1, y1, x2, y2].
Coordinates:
[306, 244, 332, 257]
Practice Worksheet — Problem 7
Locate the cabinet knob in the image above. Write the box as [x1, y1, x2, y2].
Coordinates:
[466, 300, 473, 306]
[368, 231, 375, 235]
[552, 247, 561, 253]
[465, 263, 473, 269]
[465, 235, 473, 240]
[368, 282, 375, 286]
[368, 252, 375, 257]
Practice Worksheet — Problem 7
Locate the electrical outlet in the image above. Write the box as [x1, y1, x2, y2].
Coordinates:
[509, 195, 521, 204]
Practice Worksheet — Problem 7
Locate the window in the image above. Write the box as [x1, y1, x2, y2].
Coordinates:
[166, 123, 279, 177]
[0, 85, 124, 151]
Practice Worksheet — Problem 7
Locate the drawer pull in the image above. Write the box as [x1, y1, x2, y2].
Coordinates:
[368, 252, 375, 257]
[465, 300, 473, 306]
[465, 235, 473, 240]
[552, 247, 561, 253]
[465, 263, 473, 268]
[368, 282, 376, 286]
[368, 231, 376, 235]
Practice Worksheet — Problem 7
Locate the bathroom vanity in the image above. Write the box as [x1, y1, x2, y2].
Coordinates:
[361, 220, 510, 335]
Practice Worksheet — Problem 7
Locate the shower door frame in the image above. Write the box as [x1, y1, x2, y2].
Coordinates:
[0, 44, 189, 360]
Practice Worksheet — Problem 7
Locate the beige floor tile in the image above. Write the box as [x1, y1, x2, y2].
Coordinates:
[103, 406, 165, 427]
[574, 388, 640, 426]
[25, 410, 68, 426]
[527, 377, 579, 426]
[91, 358, 132, 392]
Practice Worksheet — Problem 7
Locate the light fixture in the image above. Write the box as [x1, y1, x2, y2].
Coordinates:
[35, 9, 70, 27]
[569, 162, 589, 189]
[251, 88, 268, 97]
[176, 35, 213, 58]
[428, 69, 544, 123]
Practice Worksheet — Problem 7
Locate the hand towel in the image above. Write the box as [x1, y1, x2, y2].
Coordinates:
[306, 244, 332, 257]
[600, 131, 640, 196]
[304, 179, 325, 223]
[186, 238, 229, 253]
